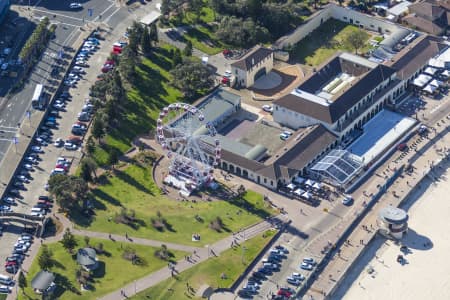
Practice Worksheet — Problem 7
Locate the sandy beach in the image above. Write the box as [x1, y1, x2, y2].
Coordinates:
[334, 160, 450, 300]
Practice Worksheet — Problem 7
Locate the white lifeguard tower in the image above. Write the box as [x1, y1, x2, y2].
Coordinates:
[378, 206, 408, 239]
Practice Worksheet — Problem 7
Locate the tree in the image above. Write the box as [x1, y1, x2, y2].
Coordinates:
[216, 16, 270, 47]
[128, 21, 144, 54]
[38, 245, 53, 270]
[91, 116, 105, 143]
[346, 29, 369, 54]
[149, 23, 158, 43]
[80, 161, 93, 182]
[18, 271, 27, 292]
[170, 58, 214, 98]
[81, 157, 98, 180]
[60, 228, 78, 253]
[108, 148, 120, 169]
[172, 48, 182, 68]
[183, 40, 193, 56]
[48, 175, 88, 212]
[141, 26, 152, 55]
[86, 136, 96, 156]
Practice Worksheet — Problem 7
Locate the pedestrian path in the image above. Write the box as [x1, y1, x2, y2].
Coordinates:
[306, 123, 449, 299]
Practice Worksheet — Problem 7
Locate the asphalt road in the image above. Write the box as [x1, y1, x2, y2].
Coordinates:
[0, 0, 141, 161]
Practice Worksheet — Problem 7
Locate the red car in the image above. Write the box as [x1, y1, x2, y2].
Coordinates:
[396, 143, 408, 151]
[5, 261, 17, 267]
[112, 45, 122, 53]
[55, 164, 69, 171]
[221, 77, 229, 85]
[277, 289, 292, 297]
[222, 49, 231, 57]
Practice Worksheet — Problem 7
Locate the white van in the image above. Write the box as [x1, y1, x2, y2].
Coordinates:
[31, 207, 44, 213]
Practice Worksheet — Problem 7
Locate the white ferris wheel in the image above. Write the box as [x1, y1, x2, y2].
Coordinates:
[156, 103, 221, 186]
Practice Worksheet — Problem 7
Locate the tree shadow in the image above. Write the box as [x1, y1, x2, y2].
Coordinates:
[91, 189, 123, 207]
[53, 273, 80, 298]
[114, 169, 154, 195]
[52, 259, 66, 270]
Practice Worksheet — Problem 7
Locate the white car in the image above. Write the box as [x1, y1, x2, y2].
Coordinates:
[31, 146, 43, 153]
[300, 262, 313, 270]
[282, 130, 293, 136]
[30, 212, 44, 218]
[72, 66, 85, 73]
[280, 132, 290, 140]
[224, 70, 232, 78]
[53, 103, 65, 110]
[303, 257, 316, 265]
[292, 272, 305, 281]
[286, 277, 301, 286]
[64, 142, 77, 151]
[262, 104, 273, 113]
[69, 3, 83, 9]
[75, 60, 88, 67]
[342, 195, 353, 206]
[54, 138, 64, 147]
[23, 164, 33, 170]
[2, 197, 15, 205]
[67, 73, 80, 81]
[0, 205, 12, 212]
[16, 175, 28, 182]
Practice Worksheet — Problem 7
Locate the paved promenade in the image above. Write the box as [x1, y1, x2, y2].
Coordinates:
[305, 121, 449, 299]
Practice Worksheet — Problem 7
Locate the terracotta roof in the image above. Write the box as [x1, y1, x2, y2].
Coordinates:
[274, 64, 395, 124]
[403, 15, 445, 35]
[215, 125, 337, 182]
[409, 1, 445, 20]
[231, 46, 273, 71]
[387, 35, 447, 79]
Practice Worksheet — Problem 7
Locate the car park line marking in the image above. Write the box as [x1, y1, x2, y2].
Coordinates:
[33, 9, 84, 22]
[93, 2, 116, 22]
[104, 7, 121, 24]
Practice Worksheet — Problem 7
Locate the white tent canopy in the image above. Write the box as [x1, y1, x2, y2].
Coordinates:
[429, 79, 442, 87]
[305, 179, 315, 186]
[301, 191, 312, 199]
[424, 66, 438, 76]
[423, 84, 437, 94]
[412, 74, 432, 88]
[441, 70, 450, 77]
[313, 182, 322, 190]
[294, 188, 305, 196]
[286, 183, 296, 190]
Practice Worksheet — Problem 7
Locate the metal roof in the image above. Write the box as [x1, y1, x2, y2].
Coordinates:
[31, 271, 54, 290]
[77, 247, 97, 266]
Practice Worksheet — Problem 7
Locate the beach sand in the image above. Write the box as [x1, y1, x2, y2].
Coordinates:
[334, 161, 450, 300]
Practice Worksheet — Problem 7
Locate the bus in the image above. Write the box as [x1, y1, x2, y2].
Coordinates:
[31, 84, 46, 110]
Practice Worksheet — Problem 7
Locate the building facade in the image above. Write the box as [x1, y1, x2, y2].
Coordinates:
[231, 46, 273, 88]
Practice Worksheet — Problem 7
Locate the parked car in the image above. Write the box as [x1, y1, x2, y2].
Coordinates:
[303, 257, 316, 265]
[54, 138, 64, 147]
[275, 245, 289, 254]
[31, 146, 43, 153]
[286, 277, 301, 286]
[2, 197, 15, 205]
[64, 142, 77, 151]
[23, 164, 33, 170]
[300, 262, 313, 270]
[342, 195, 353, 206]
[292, 272, 305, 281]
[262, 104, 273, 113]
[69, 2, 83, 9]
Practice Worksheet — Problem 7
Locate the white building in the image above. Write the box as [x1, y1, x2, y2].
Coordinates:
[231, 46, 273, 88]
[273, 52, 403, 140]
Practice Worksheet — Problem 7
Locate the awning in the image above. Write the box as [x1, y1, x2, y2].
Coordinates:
[423, 84, 437, 93]
[313, 182, 322, 190]
[441, 70, 450, 77]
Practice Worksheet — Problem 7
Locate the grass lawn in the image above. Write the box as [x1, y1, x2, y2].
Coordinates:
[130, 230, 275, 300]
[73, 164, 276, 246]
[182, 6, 215, 25]
[183, 25, 224, 55]
[93, 46, 183, 166]
[19, 236, 187, 300]
[0, 294, 6, 300]
[290, 19, 372, 66]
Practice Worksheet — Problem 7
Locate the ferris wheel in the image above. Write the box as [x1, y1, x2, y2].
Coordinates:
[156, 103, 221, 187]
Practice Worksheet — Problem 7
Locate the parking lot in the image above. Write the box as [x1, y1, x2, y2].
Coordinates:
[0, 16, 137, 271]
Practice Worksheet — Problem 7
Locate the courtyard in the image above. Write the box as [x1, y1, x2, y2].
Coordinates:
[289, 19, 373, 66]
